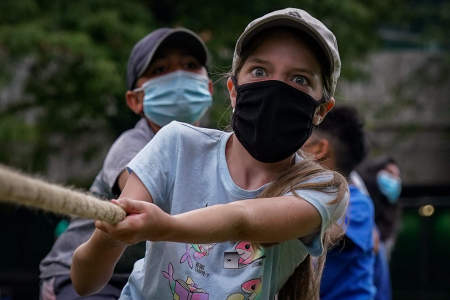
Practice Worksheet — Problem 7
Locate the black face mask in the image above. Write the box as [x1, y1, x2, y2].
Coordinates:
[231, 78, 325, 163]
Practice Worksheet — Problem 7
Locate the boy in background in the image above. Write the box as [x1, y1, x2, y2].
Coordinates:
[302, 105, 376, 300]
[40, 27, 213, 300]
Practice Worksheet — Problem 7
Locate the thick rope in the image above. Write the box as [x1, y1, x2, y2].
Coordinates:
[0, 165, 126, 224]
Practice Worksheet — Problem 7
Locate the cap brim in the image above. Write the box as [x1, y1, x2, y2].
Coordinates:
[138, 28, 209, 78]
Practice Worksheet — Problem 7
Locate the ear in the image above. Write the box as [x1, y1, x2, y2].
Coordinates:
[208, 79, 214, 95]
[314, 138, 330, 161]
[126, 91, 144, 114]
[227, 77, 237, 109]
[303, 137, 330, 161]
[313, 97, 335, 125]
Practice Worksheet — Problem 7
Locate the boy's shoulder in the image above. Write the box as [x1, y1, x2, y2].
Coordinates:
[116, 118, 154, 144]
[349, 184, 374, 210]
[108, 119, 154, 153]
[344, 184, 375, 251]
[102, 119, 154, 174]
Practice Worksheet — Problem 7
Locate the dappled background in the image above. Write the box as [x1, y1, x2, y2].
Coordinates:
[0, 0, 449, 299]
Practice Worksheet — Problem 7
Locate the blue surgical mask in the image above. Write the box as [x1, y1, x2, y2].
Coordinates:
[138, 70, 212, 126]
[377, 170, 402, 204]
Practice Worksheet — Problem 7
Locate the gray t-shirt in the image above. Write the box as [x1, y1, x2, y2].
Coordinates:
[121, 121, 348, 300]
[39, 118, 154, 280]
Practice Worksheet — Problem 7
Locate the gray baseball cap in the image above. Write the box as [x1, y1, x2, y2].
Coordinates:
[127, 27, 209, 90]
[232, 8, 341, 97]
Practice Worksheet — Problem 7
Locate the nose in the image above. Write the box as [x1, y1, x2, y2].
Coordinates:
[167, 65, 182, 73]
[270, 73, 285, 83]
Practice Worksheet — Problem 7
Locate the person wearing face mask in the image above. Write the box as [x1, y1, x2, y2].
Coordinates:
[39, 27, 213, 300]
[357, 157, 402, 257]
[71, 8, 349, 300]
[302, 106, 376, 300]
[356, 157, 402, 300]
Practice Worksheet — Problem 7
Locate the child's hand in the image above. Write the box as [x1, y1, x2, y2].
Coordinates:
[95, 198, 171, 244]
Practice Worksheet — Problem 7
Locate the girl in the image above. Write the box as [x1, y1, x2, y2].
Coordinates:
[71, 8, 348, 300]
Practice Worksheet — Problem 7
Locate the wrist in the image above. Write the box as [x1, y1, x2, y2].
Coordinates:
[94, 228, 127, 249]
[156, 212, 177, 242]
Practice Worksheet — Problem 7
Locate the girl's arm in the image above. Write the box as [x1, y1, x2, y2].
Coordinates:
[171, 195, 322, 243]
[70, 172, 153, 296]
[96, 173, 323, 245]
[70, 229, 127, 295]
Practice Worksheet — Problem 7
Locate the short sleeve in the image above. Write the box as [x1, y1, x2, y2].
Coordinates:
[127, 122, 178, 211]
[291, 172, 349, 257]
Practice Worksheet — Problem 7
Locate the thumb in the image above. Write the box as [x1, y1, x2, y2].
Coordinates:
[113, 198, 146, 214]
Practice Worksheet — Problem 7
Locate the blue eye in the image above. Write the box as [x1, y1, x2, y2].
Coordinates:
[251, 67, 266, 77]
[292, 75, 309, 86]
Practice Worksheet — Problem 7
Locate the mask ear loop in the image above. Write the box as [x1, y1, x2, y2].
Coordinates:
[318, 95, 328, 105]
[231, 76, 239, 114]
[313, 96, 329, 126]
[231, 75, 239, 88]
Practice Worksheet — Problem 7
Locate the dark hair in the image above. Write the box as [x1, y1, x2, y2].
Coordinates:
[314, 105, 367, 177]
[358, 156, 397, 176]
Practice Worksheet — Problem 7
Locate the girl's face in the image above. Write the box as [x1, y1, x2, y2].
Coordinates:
[231, 30, 324, 103]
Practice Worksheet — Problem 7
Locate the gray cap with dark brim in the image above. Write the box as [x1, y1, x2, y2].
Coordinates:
[127, 27, 209, 90]
[232, 8, 341, 97]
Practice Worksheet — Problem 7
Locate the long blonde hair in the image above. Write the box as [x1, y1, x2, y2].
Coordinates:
[259, 158, 347, 300]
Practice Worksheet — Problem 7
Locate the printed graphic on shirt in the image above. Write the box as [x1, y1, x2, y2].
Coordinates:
[180, 243, 217, 269]
[162, 263, 209, 300]
[194, 261, 210, 278]
[224, 241, 265, 269]
[226, 278, 262, 300]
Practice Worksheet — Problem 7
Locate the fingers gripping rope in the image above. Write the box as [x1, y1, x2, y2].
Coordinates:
[0, 165, 126, 224]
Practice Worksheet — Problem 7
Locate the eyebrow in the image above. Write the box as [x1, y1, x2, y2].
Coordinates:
[148, 56, 169, 67]
[245, 57, 271, 65]
[245, 57, 318, 77]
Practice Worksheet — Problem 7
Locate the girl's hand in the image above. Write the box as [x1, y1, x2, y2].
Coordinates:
[95, 198, 171, 244]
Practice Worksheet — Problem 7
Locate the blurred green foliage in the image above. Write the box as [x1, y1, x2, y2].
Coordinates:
[0, 0, 155, 175]
[0, 0, 445, 182]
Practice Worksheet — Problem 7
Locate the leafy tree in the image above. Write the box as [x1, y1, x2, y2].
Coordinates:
[0, 0, 416, 185]
[0, 0, 155, 183]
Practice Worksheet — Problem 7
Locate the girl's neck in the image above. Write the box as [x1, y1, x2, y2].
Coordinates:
[226, 134, 293, 190]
